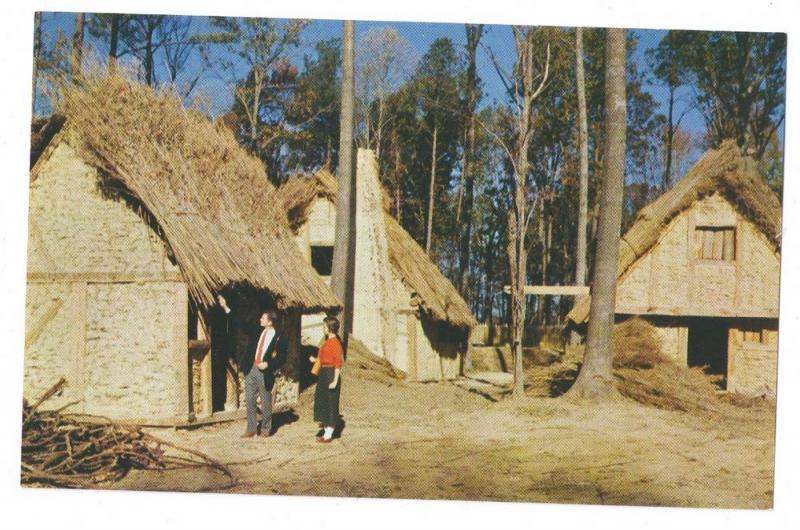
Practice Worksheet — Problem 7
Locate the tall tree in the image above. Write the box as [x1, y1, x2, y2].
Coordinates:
[32, 12, 43, 114]
[88, 14, 168, 85]
[414, 38, 463, 256]
[127, 15, 165, 86]
[456, 24, 484, 297]
[285, 39, 342, 171]
[108, 15, 120, 72]
[206, 17, 306, 181]
[568, 28, 627, 401]
[355, 27, 415, 166]
[664, 31, 786, 162]
[484, 26, 551, 397]
[646, 31, 691, 190]
[574, 27, 589, 290]
[157, 17, 207, 98]
[331, 20, 357, 341]
[70, 13, 85, 81]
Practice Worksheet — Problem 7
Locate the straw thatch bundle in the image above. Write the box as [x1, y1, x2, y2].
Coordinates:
[277, 169, 476, 330]
[568, 140, 782, 324]
[52, 74, 339, 312]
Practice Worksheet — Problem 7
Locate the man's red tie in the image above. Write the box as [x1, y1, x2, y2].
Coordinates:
[254, 330, 266, 369]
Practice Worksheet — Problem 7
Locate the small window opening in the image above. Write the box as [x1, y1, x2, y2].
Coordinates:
[311, 245, 334, 276]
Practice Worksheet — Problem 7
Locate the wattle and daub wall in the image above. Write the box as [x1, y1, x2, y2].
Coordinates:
[25, 141, 189, 420]
[616, 194, 780, 395]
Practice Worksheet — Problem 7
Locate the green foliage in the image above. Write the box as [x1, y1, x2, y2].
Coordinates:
[205, 17, 308, 183]
[284, 39, 342, 171]
[658, 31, 786, 162]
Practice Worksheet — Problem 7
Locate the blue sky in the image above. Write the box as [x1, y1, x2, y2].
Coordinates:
[36, 13, 724, 166]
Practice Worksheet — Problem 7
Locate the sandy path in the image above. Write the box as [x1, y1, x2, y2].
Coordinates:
[108, 374, 775, 508]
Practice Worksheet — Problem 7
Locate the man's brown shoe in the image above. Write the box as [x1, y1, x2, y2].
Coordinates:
[240, 431, 256, 438]
[258, 431, 273, 438]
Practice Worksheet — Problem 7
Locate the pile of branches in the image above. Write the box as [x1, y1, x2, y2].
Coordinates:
[22, 379, 236, 489]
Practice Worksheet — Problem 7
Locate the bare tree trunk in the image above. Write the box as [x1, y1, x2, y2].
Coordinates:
[457, 24, 483, 300]
[32, 12, 42, 114]
[70, 13, 85, 81]
[109, 15, 120, 74]
[425, 123, 438, 256]
[331, 20, 357, 342]
[248, 69, 264, 153]
[394, 137, 402, 221]
[575, 27, 589, 289]
[506, 28, 550, 399]
[325, 136, 332, 169]
[663, 85, 675, 190]
[376, 96, 384, 172]
[536, 194, 546, 328]
[572, 26, 590, 344]
[568, 28, 627, 401]
[145, 22, 155, 86]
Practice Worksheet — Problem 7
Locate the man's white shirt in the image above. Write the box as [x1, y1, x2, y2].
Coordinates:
[260, 328, 275, 362]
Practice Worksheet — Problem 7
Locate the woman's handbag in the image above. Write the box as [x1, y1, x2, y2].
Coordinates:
[311, 356, 321, 376]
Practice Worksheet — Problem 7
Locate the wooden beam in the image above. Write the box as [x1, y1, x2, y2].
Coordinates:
[503, 285, 590, 296]
[200, 346, 213, 416]
[70, 282, 87, 414]
[173, 284, 190, 419]
[25, 298, 64, 348]
[188, 339, 211, 356]
[407, 314, 418, 381]
[28, 271, 184, 283]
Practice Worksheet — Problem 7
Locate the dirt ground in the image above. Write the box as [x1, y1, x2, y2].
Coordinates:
[107, 354, 776, 508]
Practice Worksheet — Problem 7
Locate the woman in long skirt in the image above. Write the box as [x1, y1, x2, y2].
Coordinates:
[309, 316, 343, 443]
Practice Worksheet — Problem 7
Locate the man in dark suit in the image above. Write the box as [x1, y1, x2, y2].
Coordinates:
[217, 295, 287, 438]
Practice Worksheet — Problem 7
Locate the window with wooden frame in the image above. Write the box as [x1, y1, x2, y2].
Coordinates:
[694, 226, 736, 261]
[739, 319, 774, 344]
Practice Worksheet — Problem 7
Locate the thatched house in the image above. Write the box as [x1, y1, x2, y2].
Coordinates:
[25, 76, 339, 424]
[276, 150, 476, 381]
[568, 140, 781, 396]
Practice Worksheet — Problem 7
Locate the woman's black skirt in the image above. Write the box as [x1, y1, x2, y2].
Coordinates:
[313, 366, 341, 425]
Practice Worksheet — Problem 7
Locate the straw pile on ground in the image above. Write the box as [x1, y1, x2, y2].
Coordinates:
[612, 317, 665, 369]
[346, 337, 406, 385]
[278, 169, 476, 330]
[569, 140, 782, 323]
[524, 318, 772, 416]
[57, 73, 339, 312]
[22, 380, 236, 489]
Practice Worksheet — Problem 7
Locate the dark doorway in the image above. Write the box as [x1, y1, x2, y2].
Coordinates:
[209, 308, 232, 413]
[687, 317, 729, 389]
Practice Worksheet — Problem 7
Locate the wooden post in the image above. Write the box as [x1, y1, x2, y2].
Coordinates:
[71, 282, 87, 413]
[677, 325, 688, 366]
[198, 315, 213, 416]
[734, 220, 744, 311]
[686, 212, 697, 311]
[727, 324, 738, 392]
[172, 284, 190, 420]
[407, 312, 418, 381]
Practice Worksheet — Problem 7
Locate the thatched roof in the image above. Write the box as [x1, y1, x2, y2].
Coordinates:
[277, 169, 477, 330]
[34, 74, 340, 312]
[568, 140, 782, 324]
